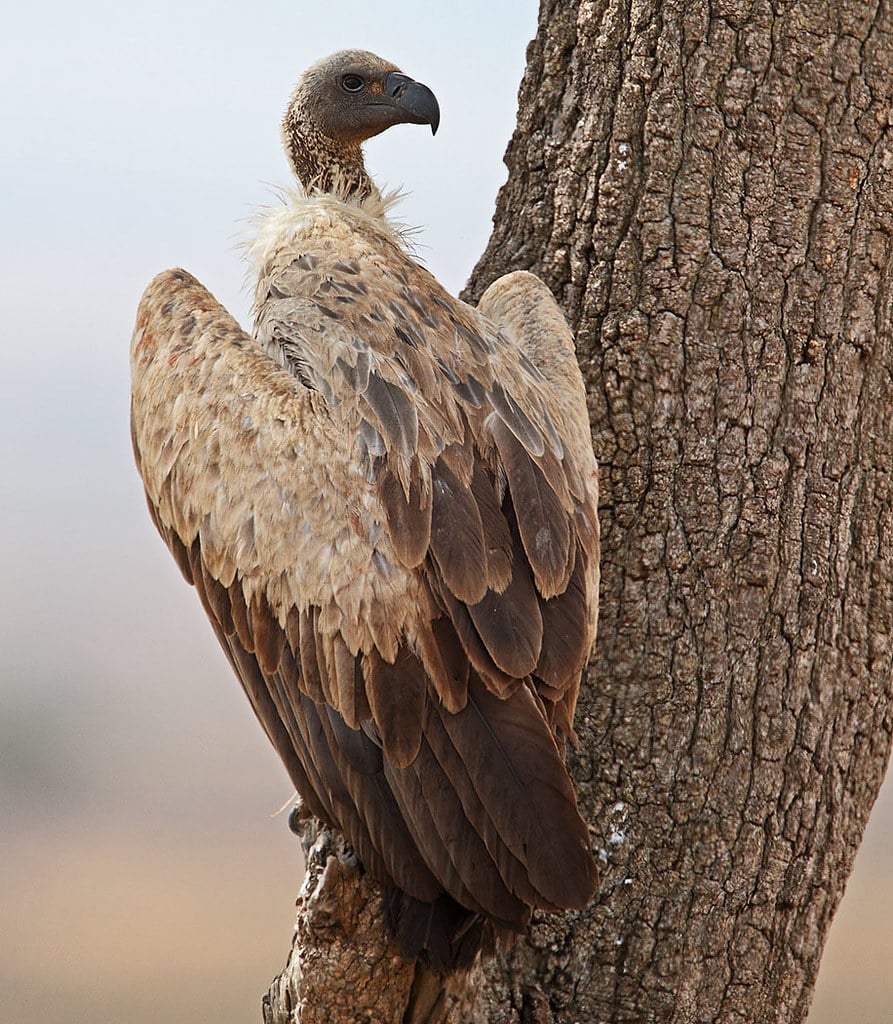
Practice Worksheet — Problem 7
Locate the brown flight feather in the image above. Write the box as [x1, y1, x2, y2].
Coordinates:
[467, 540, 543, 679]
[429, 460, 488, 605]
[489, 416, 573, 599]
[377, 465, 431, 568]
[365, 646, 426, 768]
[414, 614, 469, 714]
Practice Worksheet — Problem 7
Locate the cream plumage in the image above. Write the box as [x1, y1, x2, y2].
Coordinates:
[131, 49, 599, 969]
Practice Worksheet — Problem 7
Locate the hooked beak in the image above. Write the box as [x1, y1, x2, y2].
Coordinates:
[384, 71, 441, 135]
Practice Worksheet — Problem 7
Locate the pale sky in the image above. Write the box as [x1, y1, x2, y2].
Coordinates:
[0, 0, 535, 787]
[1, 3, 890, 1022]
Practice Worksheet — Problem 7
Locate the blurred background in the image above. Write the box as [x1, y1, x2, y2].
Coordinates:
[1, 3, 889, 1022]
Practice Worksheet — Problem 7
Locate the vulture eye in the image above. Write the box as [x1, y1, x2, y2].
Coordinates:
[341, 74, 364, 93]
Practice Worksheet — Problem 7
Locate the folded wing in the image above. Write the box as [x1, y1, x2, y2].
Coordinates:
[131, 227, 599, 962]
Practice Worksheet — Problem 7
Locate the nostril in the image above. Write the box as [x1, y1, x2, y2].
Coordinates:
[385, 72, 411, 99]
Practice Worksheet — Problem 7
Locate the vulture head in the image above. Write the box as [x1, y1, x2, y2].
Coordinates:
[282, 49, 440, 197]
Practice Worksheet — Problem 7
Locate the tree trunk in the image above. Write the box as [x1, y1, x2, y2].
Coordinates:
[265, 1, 893, 1020]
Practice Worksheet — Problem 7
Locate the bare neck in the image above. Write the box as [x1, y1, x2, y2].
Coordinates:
[282, 107, 376, 200]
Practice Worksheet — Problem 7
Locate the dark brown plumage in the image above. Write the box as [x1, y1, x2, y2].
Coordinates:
[130, 50, 600, 971]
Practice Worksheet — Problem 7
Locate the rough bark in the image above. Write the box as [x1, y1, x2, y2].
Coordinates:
[265, 1, 893, 1021]
[263, 807, 486, 1024]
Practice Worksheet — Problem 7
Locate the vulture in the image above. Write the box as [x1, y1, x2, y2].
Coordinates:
[130, 49, 600, 970]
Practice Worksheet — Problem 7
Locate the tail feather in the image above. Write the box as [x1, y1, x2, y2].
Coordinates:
[382, 887, 507, 971]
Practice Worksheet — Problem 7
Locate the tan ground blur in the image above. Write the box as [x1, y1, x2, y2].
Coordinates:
[2, 822, 300, 1024]
[2, 784, 889, 1023]
[808, 776, 893, 1023]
